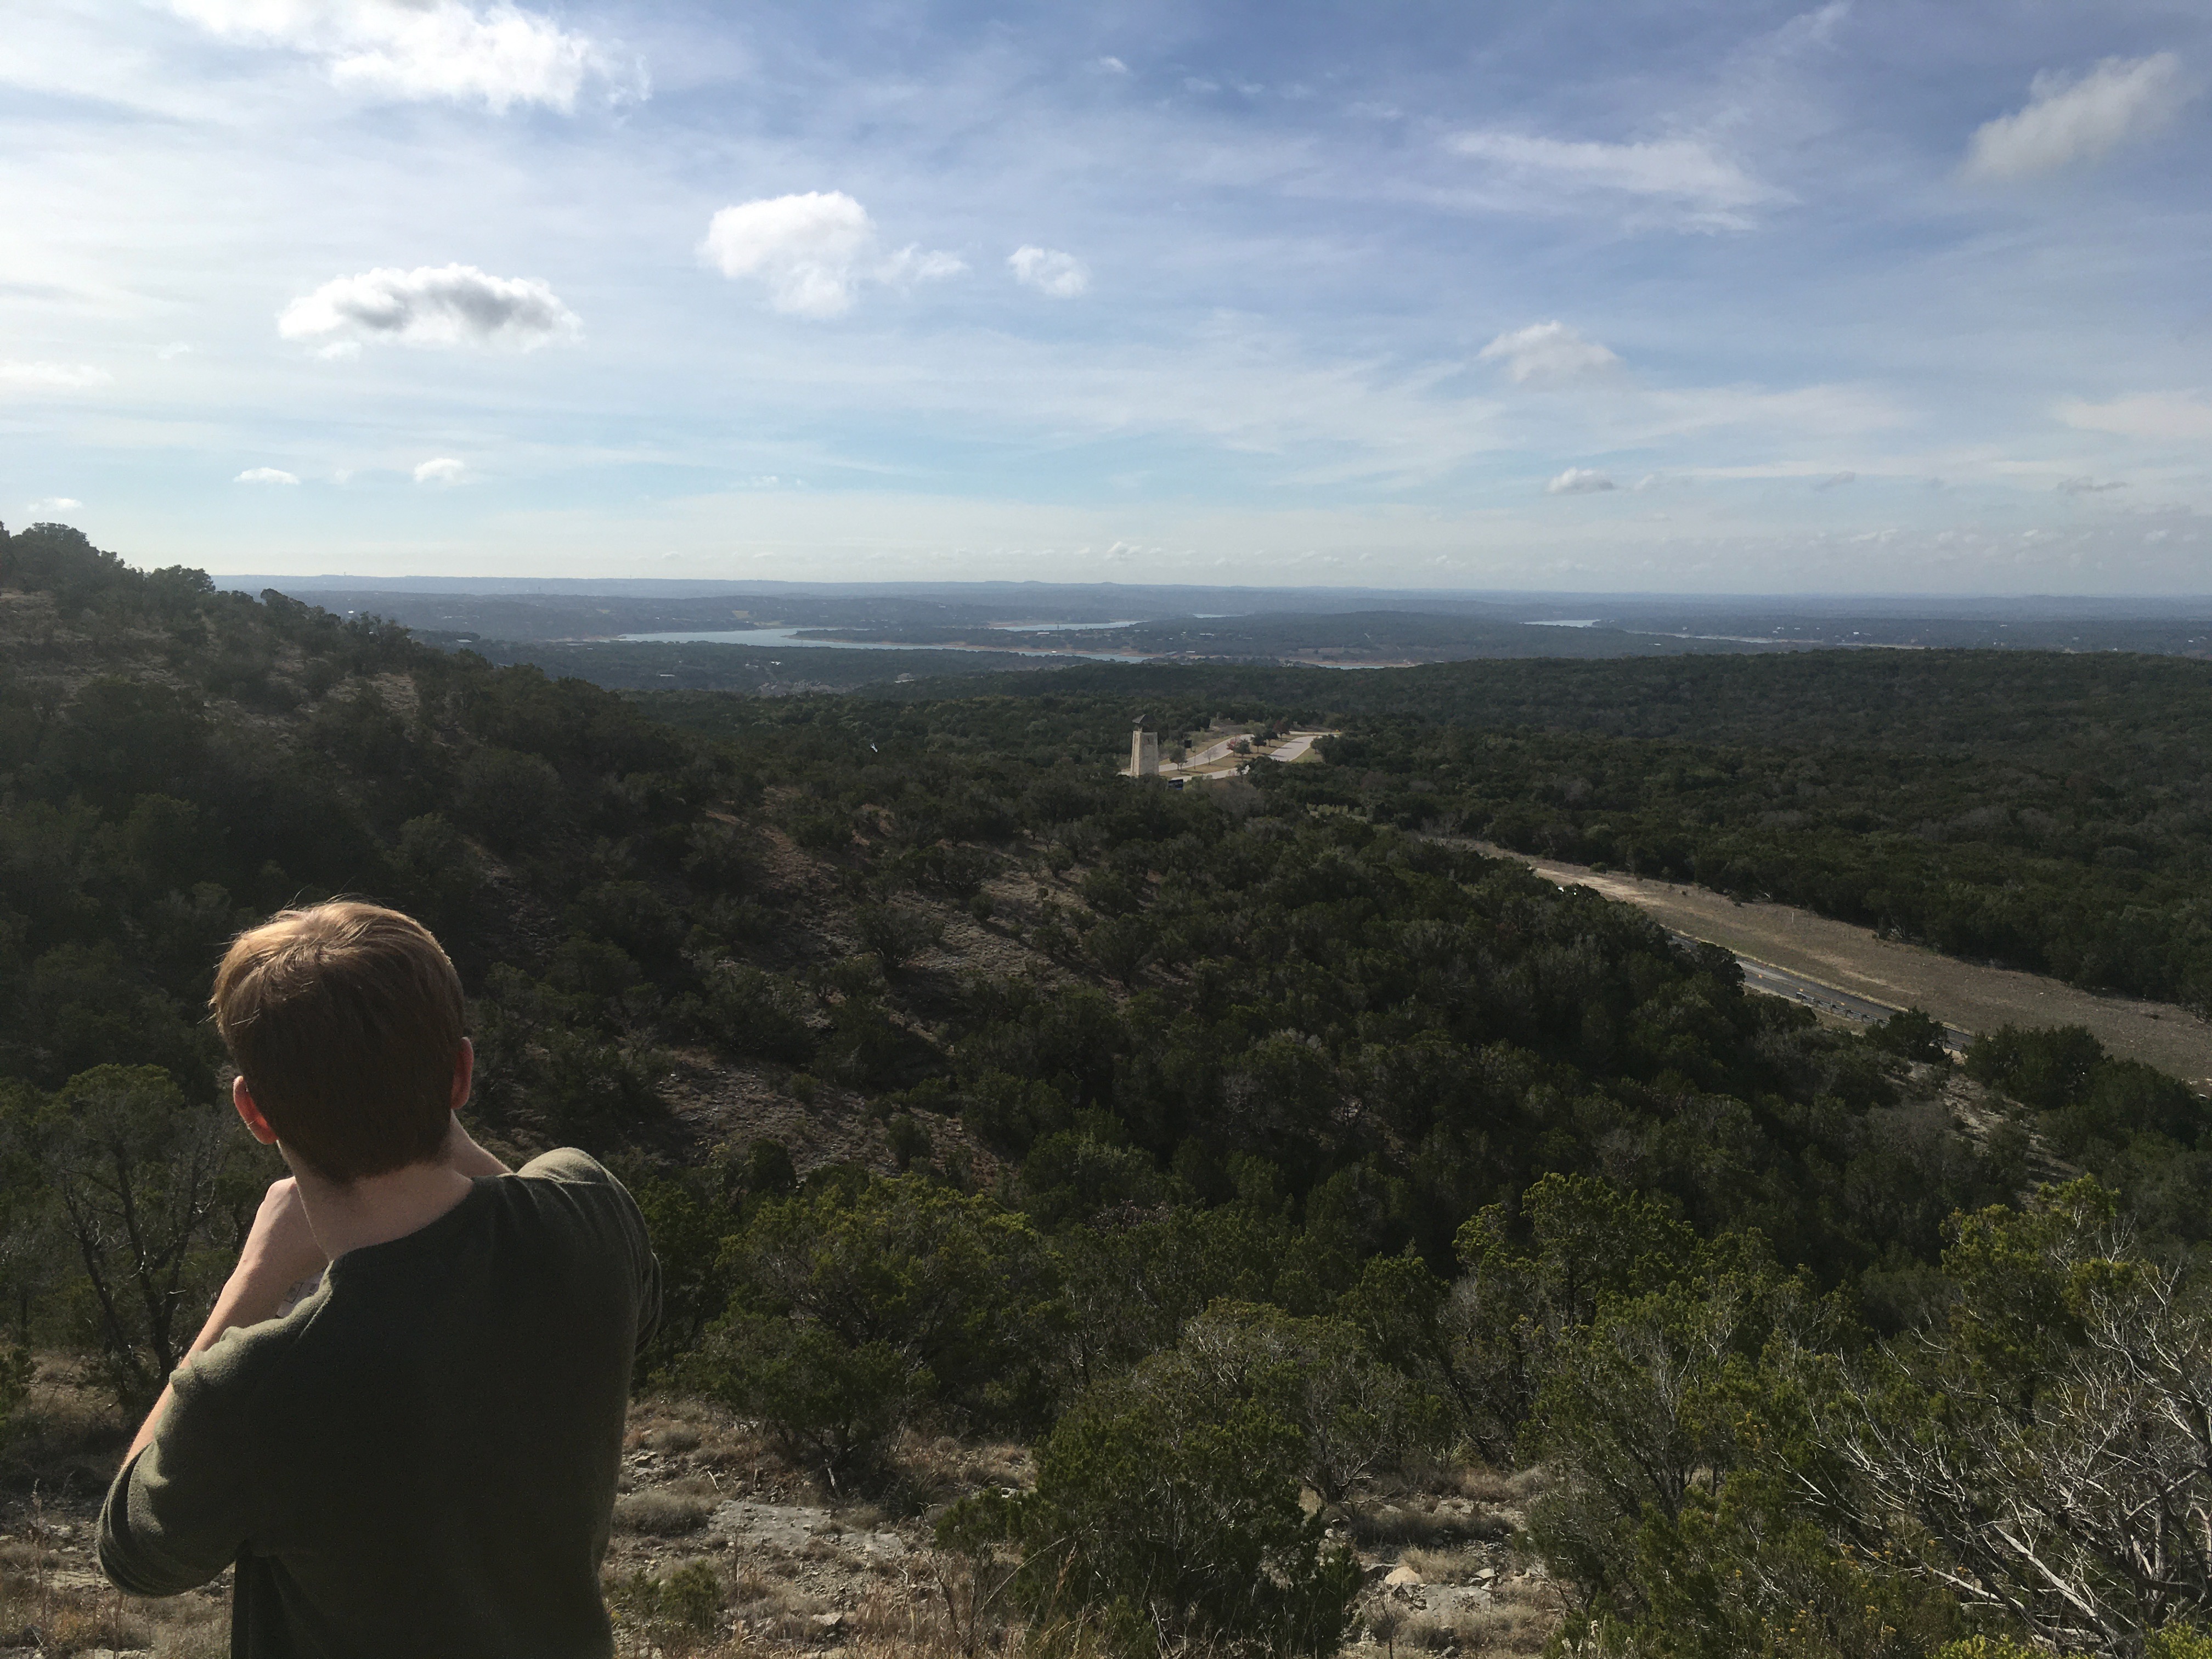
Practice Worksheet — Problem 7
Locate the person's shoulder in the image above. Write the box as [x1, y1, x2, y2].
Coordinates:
[506, 1149, 647, 1235]
[514, 1147, 621, 1188]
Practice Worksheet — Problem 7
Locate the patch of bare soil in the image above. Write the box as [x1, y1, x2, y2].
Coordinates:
[1482, 845, 2212, 1091]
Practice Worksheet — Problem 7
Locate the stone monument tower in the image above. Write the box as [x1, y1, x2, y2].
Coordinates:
[1128, 722, 1160, 777]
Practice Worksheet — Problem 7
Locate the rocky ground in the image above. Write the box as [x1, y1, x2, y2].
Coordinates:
[0, 1366, 1561, 1658]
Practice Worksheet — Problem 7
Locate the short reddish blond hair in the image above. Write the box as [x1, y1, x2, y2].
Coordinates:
[211, 902, 465, 1184]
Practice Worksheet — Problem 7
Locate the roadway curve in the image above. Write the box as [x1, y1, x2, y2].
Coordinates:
[1475, 845, 2212, 1091]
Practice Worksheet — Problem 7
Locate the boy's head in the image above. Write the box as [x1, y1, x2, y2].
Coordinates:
[211, 902, 466, 1185]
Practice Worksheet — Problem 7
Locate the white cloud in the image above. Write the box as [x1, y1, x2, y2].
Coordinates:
[164, 0, 635, 113]
[0, 360, 110, 390]
[702, 193, 873, 318]
[1097, 56, 1128, 74]
[2056, 391, 2212, 441]
[27, 497, 82, 514]
[878, 245, 969, 285]
[1963, 54, 2192, 182]
[1448, 131, 1781, 225]
[1545, 467, 1616, 495]
[413, 457, 468, 484]
[1477, 321, 1621, 385]
[235, 467, 300, 484]
[279, 264, 580, 351]
[701, 197, 964, 317]
[1009, 245, 1090, 297]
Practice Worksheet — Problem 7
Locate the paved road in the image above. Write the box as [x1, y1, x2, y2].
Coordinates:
[1471, 844, 2212, 1088]
[1728, 951, 1969, 1051]
[1267, 730, 1333, 762]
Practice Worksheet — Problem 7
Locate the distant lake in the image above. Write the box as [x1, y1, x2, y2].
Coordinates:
[618, 627, 1147, 663]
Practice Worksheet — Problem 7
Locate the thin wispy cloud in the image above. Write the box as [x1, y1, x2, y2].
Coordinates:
[702, 193, 963, 318]
[1008, 245, 1090, 297]
[1479, 322, 1621, 385]
[27, 497, 82, 513]
[165, 0, 639, 112]
[0, 361, 110, 391]
[1448, 131, 1782, 227]
[1963, 54, 2192, 180]
[2057, 391, 2212, 441]
[279, 266, 581, 352]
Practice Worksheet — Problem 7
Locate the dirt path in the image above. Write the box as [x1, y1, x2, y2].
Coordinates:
[1478, 846, 2212, 1091]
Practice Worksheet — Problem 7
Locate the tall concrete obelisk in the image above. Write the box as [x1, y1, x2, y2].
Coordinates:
[1128, 723, 1159, 777]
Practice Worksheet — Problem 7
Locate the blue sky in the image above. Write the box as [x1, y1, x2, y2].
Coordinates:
[2, 0, 2208, 591]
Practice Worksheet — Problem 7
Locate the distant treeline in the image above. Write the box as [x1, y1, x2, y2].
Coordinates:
[810, 651, 2212, 1008]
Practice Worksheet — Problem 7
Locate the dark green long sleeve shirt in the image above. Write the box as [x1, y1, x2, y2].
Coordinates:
[99, 1149, 662, 1658]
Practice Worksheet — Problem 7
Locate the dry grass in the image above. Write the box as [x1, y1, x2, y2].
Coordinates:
[0, 1561, 228, 1658]
[1400, 1544, 1494, 1583]
[612, 1487, 714, 1535]
[1348, 1497, 1506, 1549]
[1452, 1463, 1545, 1506]
[1369, 1585, 1555, 1658]
[1, 1356, 129, 1497]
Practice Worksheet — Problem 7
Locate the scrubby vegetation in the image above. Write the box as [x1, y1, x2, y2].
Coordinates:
[5, 520, 2212, 1656]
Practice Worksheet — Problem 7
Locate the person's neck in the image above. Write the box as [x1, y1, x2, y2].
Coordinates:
[290, 1158, 479, 1261]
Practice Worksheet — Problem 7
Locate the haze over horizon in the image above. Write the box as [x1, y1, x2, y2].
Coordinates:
[4, 1, 2208, 594]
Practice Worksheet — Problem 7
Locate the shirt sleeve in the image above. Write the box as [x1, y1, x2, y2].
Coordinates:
[520, 1149, 663, 1354]
[98, 1354, 258, 1596]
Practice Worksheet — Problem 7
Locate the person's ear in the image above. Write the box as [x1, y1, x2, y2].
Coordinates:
[449, 1038, 475, 1113]
[232, 1075, 280, 1147]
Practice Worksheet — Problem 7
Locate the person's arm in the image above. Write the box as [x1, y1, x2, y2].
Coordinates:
[125, 1177, 325, 1462]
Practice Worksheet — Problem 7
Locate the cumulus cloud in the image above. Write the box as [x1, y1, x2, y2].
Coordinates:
[1009, 245, 1090, 297]
[0, 360, 110, 390]
[701, 193, 962, 318]
[2057, 476, 2128, 494]
[1546, 467, 1616, 495]
[279, 264, 580, 351]
[165, 0, 636, 112]
[236, 467, 300, 484]
[27, 498, 82, 514]
[2057, 390, 2212, 441]
[1449, 131, 1781, 225]
[1963, 54, 2192, 181]
[1477, 321, 1621, 385]
[413, 457, 467, 484]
